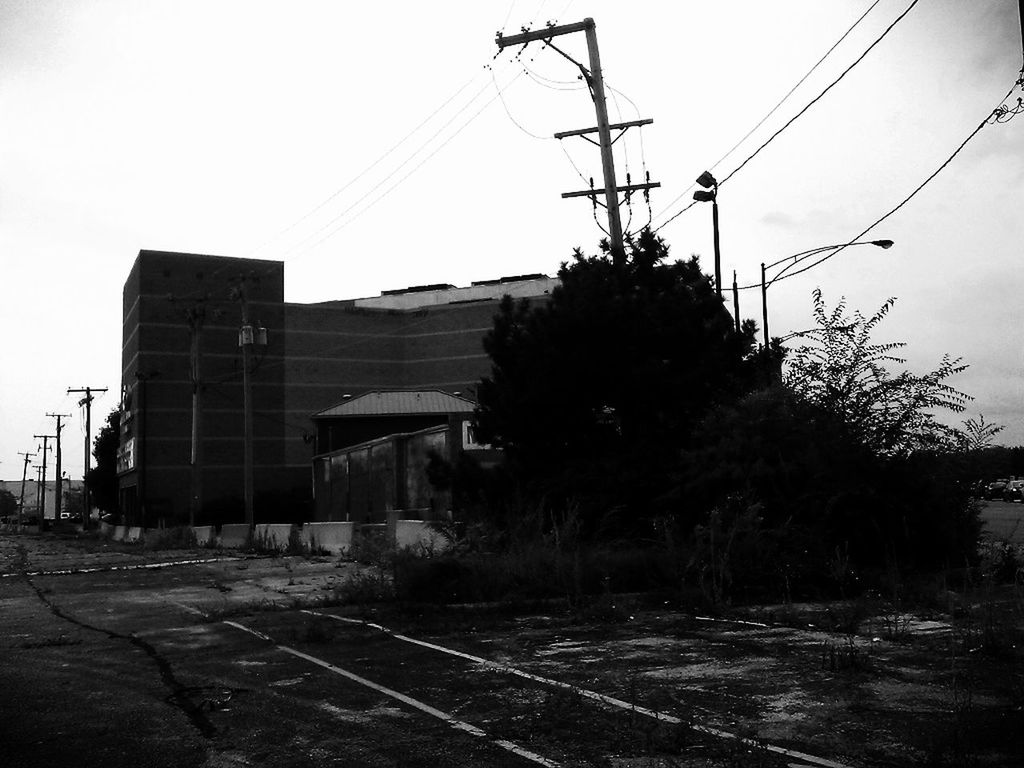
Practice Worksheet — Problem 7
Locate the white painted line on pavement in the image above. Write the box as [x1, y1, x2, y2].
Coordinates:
[1, 556, 242, 578]
[304, 610, 855, 768]
[222, 619, 559, 767]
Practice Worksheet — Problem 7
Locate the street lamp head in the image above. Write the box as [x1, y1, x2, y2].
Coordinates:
[870, 239, 895, 249]
[695, 170, 717, 189]
[693, 189, 716, 203]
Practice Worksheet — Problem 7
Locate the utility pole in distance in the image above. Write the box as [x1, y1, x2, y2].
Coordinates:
[33, 465, 43, 521]
[46, 413, 71, 522]
[230, 276, 266, 539]
[17, 451, 32, 526]
[183, 300, 207, 528]
[33, 436, 54, 527]
[497, 18, 659, 263]
[68, 386, 108, 529]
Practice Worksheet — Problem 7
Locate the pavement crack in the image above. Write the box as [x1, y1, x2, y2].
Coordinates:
[15, 543, 218, 739]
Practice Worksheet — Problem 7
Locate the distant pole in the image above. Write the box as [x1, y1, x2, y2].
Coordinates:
[760, 262, 770, 352]
[711, 197, 722, 299]
[34, 465, 43, 520]
[33, 435, 53, 526]
[233, 280, 256, 537]
[732, 271, 741, 334]
[46, 413, 71, 522]
[187, 305, 205, 528]
[17, 452, 32, 526]
[68, 386, 108, 529]
[1019, 0, 1024, 69]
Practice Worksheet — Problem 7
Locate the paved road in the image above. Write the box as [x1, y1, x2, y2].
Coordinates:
[979, 499, 1024, 544]
[3, 532, 1022, 767]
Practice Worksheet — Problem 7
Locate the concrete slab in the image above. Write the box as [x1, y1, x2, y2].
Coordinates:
[303, 522, 355, 555]
[219, 523, 250, 549]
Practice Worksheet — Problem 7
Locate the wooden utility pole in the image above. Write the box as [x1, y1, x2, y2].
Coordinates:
[68, 386, 108, 529]
[33, 436, 53, 526]
[231, 277, 265, 538]
[497, 18, 659, 262]
[17, 452, 32, 526]
[33, 465, 43, 520]
[732, 271, 741, 335]
[46, 413, 71, 522]
[186, 304, 206, 527]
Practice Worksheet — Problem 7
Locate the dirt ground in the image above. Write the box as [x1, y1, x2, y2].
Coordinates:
[1, 530, 1022, 768]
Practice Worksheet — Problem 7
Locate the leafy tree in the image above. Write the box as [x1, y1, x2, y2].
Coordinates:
[0, 489, 17, 519]
[785, 289, 970, 455]
[681, 291, 980, 593]
[474, 230, 758, 524]
[86, 409, 120, 515]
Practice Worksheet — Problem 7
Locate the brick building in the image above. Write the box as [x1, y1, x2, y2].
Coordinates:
[118, 250, 555, 526]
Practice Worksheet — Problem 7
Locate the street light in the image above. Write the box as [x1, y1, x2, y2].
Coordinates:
[760, 239, 894, 351]
[692, 171, 721, 299]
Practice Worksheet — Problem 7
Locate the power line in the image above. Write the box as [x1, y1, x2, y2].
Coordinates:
[289, 69, 527, 260]
[741, 74, 1024, 289]
[718, 0, 920, 190]
[245, 73, 487, 258]
[653, 0, 883, 226]
[493, 65, 552, 139]
[654, 0, 914, 232]
[277, 64, 518, 261]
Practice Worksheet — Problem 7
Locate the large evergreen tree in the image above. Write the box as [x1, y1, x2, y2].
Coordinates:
[473, 230, 758, 523]
[86, 409, 120, 516]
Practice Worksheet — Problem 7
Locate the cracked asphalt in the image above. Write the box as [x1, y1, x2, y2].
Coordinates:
[2, 531, 1022, 767]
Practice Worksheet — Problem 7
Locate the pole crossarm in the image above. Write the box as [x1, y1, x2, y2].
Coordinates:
[562, 181, 660, 200]
[496, 20, 591, 49]
[555, 118, 653, 146]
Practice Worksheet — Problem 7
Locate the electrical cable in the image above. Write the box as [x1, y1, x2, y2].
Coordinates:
[277, 66, 514, 261]
[290, 69, 526, 259]
[493, 65, 552, 139]
[663, 0, 883, 224]
[717, 0, 920, 189]
[244, 74, 487, 259]
[559, 141, 590, 184]
[653, 0, 903, 230]
[737, 74, 1024, 290]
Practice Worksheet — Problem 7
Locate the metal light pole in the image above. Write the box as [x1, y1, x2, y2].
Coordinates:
[693, 171, 721, 299]
[759, 239, 894, 352]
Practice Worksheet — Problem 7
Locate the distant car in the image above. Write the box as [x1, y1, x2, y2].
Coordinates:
[1003, 480, 1024, 503]
[986, 479, 1009, 500]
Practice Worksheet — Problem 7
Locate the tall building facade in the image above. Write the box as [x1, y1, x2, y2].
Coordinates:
[118, 250, 555, 526]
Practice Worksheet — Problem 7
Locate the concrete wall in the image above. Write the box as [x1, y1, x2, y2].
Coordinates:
[80, 518, 437, 556]
[302, 522, 355, 555]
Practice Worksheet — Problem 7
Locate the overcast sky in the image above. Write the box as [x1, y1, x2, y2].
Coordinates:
[2, 0, 1023, 481]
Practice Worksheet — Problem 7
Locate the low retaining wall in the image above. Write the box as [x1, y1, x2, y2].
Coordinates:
[192, 526, 215, 546]
[253, 523, 294, 550]
[83, 518, 450, 555]
[302, 522, 355, 555]
[218, 523, 250, 549]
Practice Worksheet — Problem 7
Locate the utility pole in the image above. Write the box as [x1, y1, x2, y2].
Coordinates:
[186, 302, 206, 528]
[17, 451, 32, 526]
[68, 386, 108, 529]
[33, 436, 54, 526]
[497, 19, 659, 263]
[732, 271, 741, 335]
[760, 262, 770, 352]
[46, 413, 71, 522]
[33, 465, 43, 521]
[231, 277, 265, 539]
